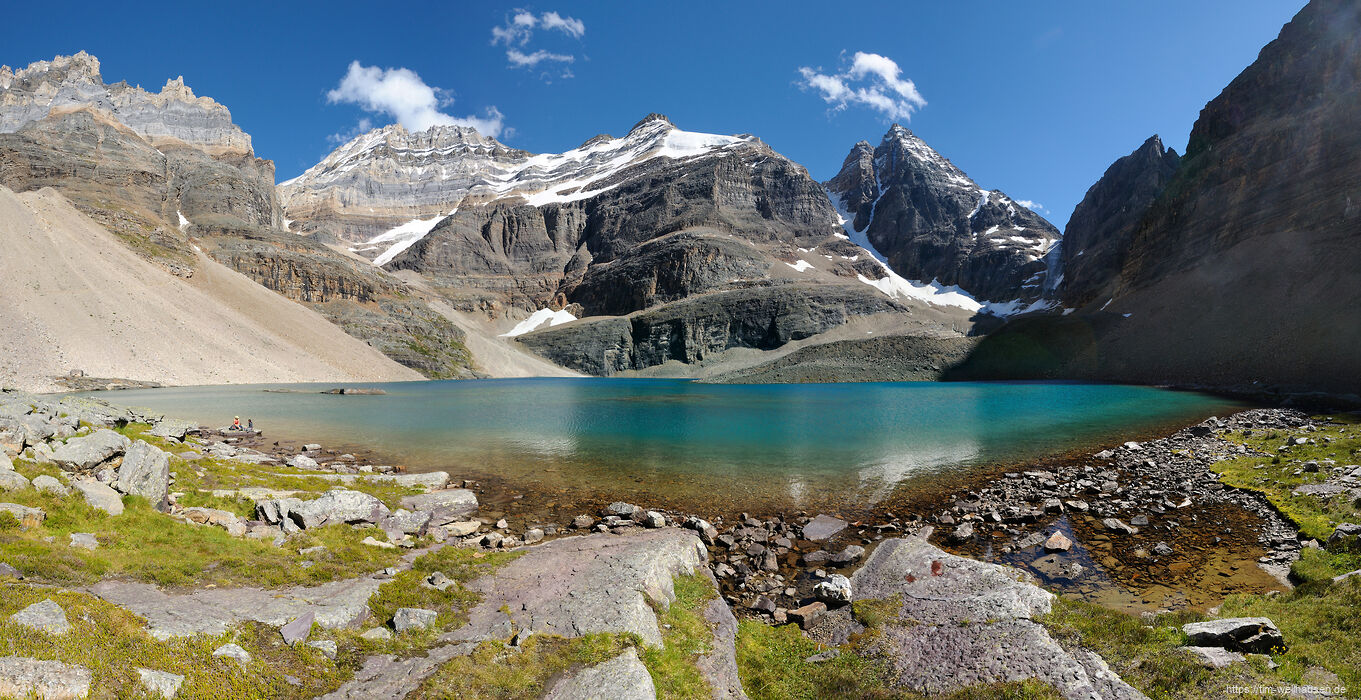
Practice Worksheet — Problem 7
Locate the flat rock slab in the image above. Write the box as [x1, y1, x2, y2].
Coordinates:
[294, 471, 450, 491]
[89, 575, 384, 640]
[448, 529, 708, 648]
[802, 514, 847, 541]
[73, 480, 124, 516]
[851, 534, 1147, 700]
[51, 429, 129, 470]
[9, 599, 72, 635]
[398, 489, 478, 524]
[319, 643, 474, 700]
[0, 656, 92, 700]
[545, 648, 656, 700]
[698, 594, 749, 699]
[1182, 617, 1285, 654]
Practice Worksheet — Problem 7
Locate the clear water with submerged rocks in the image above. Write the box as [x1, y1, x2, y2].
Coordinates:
[92, 379, 1247, 512]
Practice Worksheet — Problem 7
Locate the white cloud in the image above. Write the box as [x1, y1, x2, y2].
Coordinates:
[326, 61, 505, 137]
[797, 51, 926, 121]
[491, 9, 584, 79]
[507, 49, 575, 67]
[1016, 199, 1047, 213]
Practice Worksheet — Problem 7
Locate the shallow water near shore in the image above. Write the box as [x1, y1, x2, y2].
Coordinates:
[89, 379, 1246, 512]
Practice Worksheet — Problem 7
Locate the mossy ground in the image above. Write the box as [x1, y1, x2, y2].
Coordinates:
[412, 571, 722, 698]
[1040, 414, 1361, 699]
[0, 585, 345, 699]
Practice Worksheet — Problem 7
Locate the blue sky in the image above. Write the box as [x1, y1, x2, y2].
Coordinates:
[3, 1, 1305, 229]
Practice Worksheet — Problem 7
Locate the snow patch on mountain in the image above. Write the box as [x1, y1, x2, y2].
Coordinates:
[500, 308, 578, 337]
[361, 212, 453, 267]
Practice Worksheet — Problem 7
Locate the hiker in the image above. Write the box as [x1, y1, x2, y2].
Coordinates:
[247, 418, 254, 432]
[231, 416, 242, 431]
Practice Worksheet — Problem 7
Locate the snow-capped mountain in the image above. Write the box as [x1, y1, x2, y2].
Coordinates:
[280, 114, 755, 263]
[826, 125, 1060, 303]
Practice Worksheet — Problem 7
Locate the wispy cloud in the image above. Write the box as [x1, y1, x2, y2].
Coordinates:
[491, 9, 584, 79]
[326, 61, 505, 137]
[797, 51, 926, 121]
[1016, 199, 1047, 213]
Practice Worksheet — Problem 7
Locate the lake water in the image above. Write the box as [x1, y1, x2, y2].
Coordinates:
[94, 379, 1245, 511]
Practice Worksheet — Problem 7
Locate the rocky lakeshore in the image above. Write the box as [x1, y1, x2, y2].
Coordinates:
[3, 387, 1359, 698]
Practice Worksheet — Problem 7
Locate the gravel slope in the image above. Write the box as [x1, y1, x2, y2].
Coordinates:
[0, 186, 422, 392]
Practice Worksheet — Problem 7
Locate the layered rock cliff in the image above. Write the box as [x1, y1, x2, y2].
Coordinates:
[952, 0, 1361, 396]
[0, 53, 476, 380]
[825, 126, 1061, 303]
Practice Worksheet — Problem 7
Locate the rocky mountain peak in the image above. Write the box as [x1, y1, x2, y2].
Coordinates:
[629, 112, 673, 132]
[0, 52, 252, 154]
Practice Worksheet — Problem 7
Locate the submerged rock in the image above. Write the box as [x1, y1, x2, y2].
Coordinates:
[801, 514, 847, 541]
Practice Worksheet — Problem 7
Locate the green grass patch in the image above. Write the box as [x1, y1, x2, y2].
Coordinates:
[0, 585, 345, 699]
[1219, 577, 1361, 691]
[736, 619, 895, 699]
[1213, 417, 1360, 542]
[851, 596, 904, 630]
[640, 572, 720, 699]
[0, 486, 401, 588]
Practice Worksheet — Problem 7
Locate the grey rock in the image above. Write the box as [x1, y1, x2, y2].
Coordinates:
[789, 602, 827, 630]
[51, 428, 129, 470]
[73, 479, 124, 515]
[0, 656, 92, 700]
[69, 533, 98, 550]
[116, 440, 170, 510]
[949, 522, 976, 543]
[572, 515, 595, 529]
[290, 489, 390, 529]
[212, 643, 252, 664]
[149, 419, 197, 441]
[397, 489, 477, 525]
[359, 627, 392, 641]
[281, 611, 315, 645]
[392, 607, 438, 633]
[1152, 542, 1176, 557]
[1044, 531, 1073, 552]
[303, 443, 321, 452]
[850, 533, 1146, 699]
[1182, 618, 1286, 654]
[0, 563, 20, 579]
[698, 597, 749, 700]
[380, 509, 432, 538]
[444, 520, 480, 537]
[0, 469, 28, 492]
[814, 574, 853, 605]
[1184, 646, 1244, 669]
[10, 599, 72, 635]
[544, 648, 656, 700]
[524, 528, 545, 544]
[1102, 518, 1138, 536]
[288, 454, 319, 470]
[31, 474, 69, 496]
[308, 640, 339, 659]
[830, 545, 866, 565]
[451, 529, 708, 648]
[137, 668, 185, 698]
[1326, 523, 1361, 552]
[802, 514, 847, 541]
[641, 510, 666, 528]
[0, 502, 45, 527]
[606, 502, 640, 517]
[179, 507, 247, 537]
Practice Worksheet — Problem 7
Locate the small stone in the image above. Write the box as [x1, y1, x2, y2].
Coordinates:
[0, 563, 21, 579]
[1102, 518, 1138, 536]
[360, 627, 392, 641]
[1130, 514, 1150, 527]
[303, 444, 321, 452]
[1043, 532, 1073, 552]
[747, 596, 777, 614]
[280, 612, 314, 645]
[641, 511, 666, 528]
[572, 515, 595, 529]
[524, 528, 545, 544]
[805, 649, 841, 664]
[605, 502, 639, 517]
[949, 522, 975, 543]
[361, 536, 397, 549]
[307, 640, 338, 660]
[445, 521, 480, 537]
[392, 607, 439, 633]
[496, 518, 509, 529]
[9, 599, 72, 635]
[790, 602, 827, 630]
[426, 572, 456, 591]
[1152, 542, 1175, 557]
[31, 475, 69, 496]
[829, 545, 865, 565]
[212, 643, 252, 664]
[814, 574, 853, 605]
[68, 533, 98, 550]
[1184, 646, 1244, 669]
[137, 668, 185, 698]
[802, 514, 847, 541]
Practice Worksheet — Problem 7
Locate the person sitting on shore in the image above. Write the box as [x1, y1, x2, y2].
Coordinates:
[231, 416, 242, 431]
[247, 418, 254, 432]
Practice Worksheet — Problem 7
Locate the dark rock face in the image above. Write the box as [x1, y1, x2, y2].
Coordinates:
[1056, 136, 1180, 307]
[826, 125, 1061, 302]
[514, 285, 906, 376]
[954, 0, 1361, 395]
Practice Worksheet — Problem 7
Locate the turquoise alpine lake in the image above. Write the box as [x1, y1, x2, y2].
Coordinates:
[93, 379, 1246, 510]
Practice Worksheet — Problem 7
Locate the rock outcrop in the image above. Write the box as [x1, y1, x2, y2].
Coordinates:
[851, 531, 1146, 699]
[826, 125, 1061, 303]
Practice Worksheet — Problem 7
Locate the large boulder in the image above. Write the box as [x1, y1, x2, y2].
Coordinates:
[1326, 523, 1361, 553]
[51, 429, 129, 471]
[73, 480, 124, 516]
[850, 531, 1146, 699]
[1182, 618, 1286, 654]
[544, 648, 656, 700]
[397, 489, 477, 525]
[115, 440, 170, 510]
[0, 469, 28, 492]
[0, 656, 92, 700]
[290, 489, 390, 529]
[149, 419, 197, 441]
